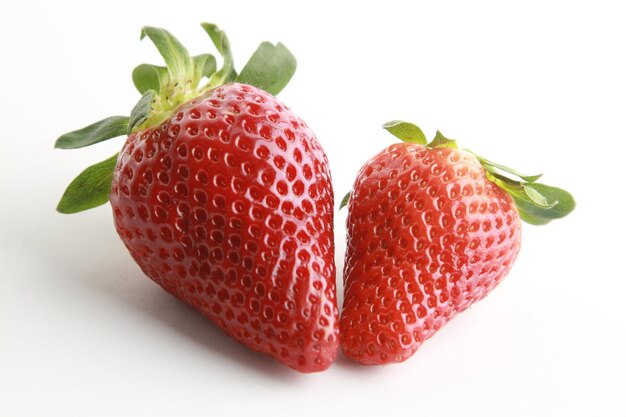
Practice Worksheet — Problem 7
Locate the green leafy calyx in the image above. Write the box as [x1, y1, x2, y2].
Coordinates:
[340, 120, 575, 224]
[55, 22, 297, 214]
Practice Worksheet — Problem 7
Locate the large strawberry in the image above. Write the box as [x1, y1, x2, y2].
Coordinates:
[339, 121, 574, 365]
[55, 23, 339, 373]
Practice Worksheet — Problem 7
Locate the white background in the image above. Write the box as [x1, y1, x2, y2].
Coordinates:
[2, 0, 625, 415]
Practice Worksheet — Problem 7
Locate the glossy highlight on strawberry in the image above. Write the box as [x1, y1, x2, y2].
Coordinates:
[339, 121, 574, 365]
[55, 23, 338, 372]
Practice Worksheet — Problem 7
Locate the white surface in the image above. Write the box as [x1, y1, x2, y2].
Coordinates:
[1, 1, 625, 415]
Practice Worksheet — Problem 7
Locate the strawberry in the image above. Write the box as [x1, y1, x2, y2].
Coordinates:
[339, 121, 574, 365]
[55, 23, 338, 373]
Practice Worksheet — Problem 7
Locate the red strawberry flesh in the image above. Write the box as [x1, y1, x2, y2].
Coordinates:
[110, 83, 339, 372]
[340, 143, 521, 364]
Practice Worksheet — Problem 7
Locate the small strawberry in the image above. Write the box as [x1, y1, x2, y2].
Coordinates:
[55, 23, 339, 372]
[339, 121, 574, 365]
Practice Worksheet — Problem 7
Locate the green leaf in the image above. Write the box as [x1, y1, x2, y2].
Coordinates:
[236, 42, 296, 95]
[476, 155, 542, 182]
[57, 154, 118, 214]
[382, 120, 427, 144]
[428, 130, 458, 148]
[339, 192, 351, 210]
[517, 206, 552, 225]
[55, 116, 129, 149]
[474, 150, 573, 225]
[128, 90, 156, 133]
[192, 53, 217, 83]
[493, 176, 575, 225]
[132, 63, 169, 94]
[518, 183, 575, 219]
[201, 23, 236, 87]
[140, 26, 193, 82]
[522, 184, 557, 208]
